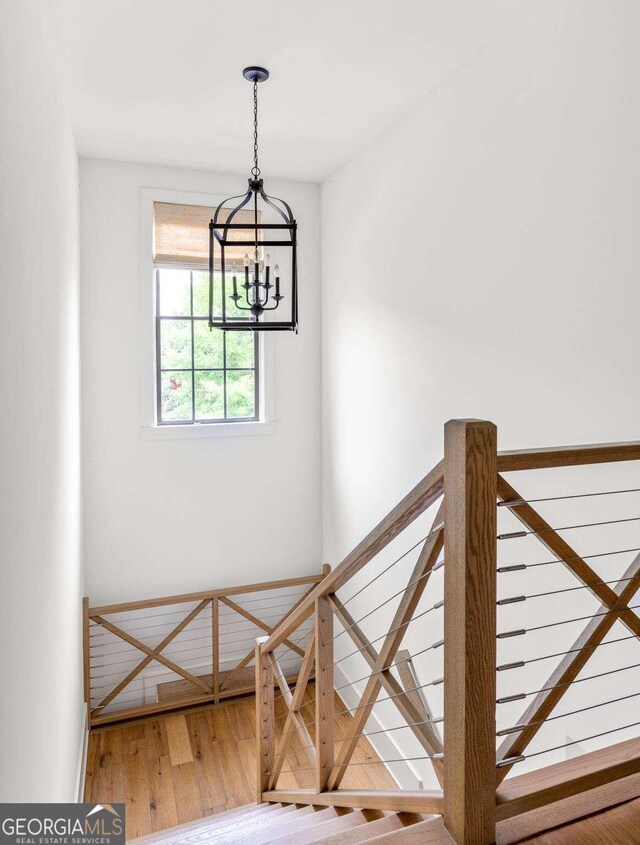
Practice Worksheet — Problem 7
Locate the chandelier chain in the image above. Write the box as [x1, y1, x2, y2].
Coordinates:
[252, 80, 260, 178]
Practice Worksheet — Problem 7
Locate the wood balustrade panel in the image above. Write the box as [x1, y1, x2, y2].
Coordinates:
[329, 595, 445, 787]
[268, 631, 316, 789]
[87, 574, 321, 726]
[220, 582, 318, 692]
[496, 475, 640, 638]
[90, 600, 212, 717]
[326, 502, 445, 791]
[496, 550, 640, 782]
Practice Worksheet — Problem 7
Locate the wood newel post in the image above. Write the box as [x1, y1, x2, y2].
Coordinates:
[255, 636, 275, 803]
[443, 419, 498, 845]
[315, 594, 334, 792]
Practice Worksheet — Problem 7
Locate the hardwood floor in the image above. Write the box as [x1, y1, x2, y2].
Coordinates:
[84, 683, 396, 840]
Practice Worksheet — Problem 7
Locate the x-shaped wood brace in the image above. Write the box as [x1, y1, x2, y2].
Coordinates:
[268, 631, 317, 789]
[495, 475, 640, 782]
[326, 499, 445, 790]
[219, 584, 317, 692]
[91, 599, 212, 716]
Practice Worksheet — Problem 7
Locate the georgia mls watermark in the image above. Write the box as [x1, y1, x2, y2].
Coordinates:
[0, 804, 125, 845]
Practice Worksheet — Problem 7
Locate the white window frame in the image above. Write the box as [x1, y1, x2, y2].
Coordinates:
[139, 187, 276, 440]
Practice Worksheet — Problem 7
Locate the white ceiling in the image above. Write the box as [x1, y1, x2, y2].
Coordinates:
[49, 0, 532, 182]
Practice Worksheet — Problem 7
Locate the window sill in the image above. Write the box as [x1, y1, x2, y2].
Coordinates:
[141, 420, 276, 441]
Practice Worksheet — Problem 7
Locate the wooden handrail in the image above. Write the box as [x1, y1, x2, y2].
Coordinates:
[89, 572, 325, 617]
[497, 439, 640, 471]
[262, 459, 444, 652]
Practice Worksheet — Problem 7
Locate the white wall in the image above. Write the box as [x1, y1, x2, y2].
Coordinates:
[321, 0, 640, 785]
[80, 159, 322, 604]
[0, 0, 83, 801]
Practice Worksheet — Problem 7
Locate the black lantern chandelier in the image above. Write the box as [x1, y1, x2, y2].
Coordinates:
[208, 67, 298, 332]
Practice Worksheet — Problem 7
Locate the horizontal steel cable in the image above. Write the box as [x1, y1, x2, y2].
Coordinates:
[219, 590, 308, 607]
[497, 602, 640, 639]
[266, 754, 440, 777]
[333, 577, 443, 643]
[90, 631, 306, 664]
[88, 591, 308, 629]
[498, 574, 640, 605]
[333, 609, 443, 670]
[91, 632, 270, 660]
[90, 623, 211, 643]
[90, 653, 305, 685]
[497, 632, 637, 672]
[339, 524, 443, 609]
[265, 716, 443, 755]
[333, 643, 444, 694]
[497, 660, 640, 703]
[498, 514, 640, 540]
[91, 607, 308, 637]
[499, 719, 640, 767]
[265, 676, 442, 729]
[498, 546, 640, 572]
[498, 487, 640, 507]
[497, 689, 640, 737]
[270, 602, 443, 710]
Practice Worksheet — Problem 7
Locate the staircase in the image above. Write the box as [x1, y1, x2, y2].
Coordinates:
[87, 420, 640, 845]
[130, 802, 453, 845]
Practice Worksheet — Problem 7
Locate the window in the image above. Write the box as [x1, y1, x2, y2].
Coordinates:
[152, 201, 260, 426]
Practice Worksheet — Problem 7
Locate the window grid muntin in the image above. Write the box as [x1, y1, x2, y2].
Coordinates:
[155, 268, 259, 425]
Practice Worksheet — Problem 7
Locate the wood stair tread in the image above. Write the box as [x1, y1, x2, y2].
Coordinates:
[260, 808, 375, 845]
[201, 803, 320, 845]
[356, 817, 455, 844]
[159, 804, 298, 844]
[128, 803, 284, 844]
[298, 812, 408, 845]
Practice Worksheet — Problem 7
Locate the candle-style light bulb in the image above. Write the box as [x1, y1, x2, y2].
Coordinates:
[274, 264, 281, 299]
[243, 253, 250, 267]
[265, 253, 271, 266]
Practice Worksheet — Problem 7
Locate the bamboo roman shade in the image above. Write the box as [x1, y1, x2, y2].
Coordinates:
[153, 202, 259, 269]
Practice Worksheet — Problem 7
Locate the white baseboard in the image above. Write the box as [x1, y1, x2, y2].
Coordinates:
[75, 705, 89, 803]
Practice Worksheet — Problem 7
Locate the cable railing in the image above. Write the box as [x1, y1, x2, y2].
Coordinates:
[254, 421, 640, 845]
[82, 570, 326, 726]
